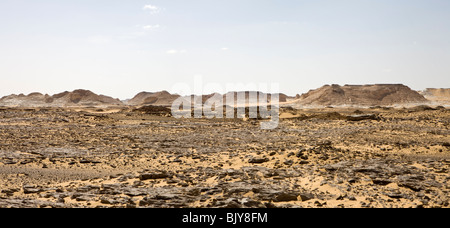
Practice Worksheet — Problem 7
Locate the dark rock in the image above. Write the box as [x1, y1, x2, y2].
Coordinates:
[223, 199, 242, 208]
[299, 193, 314, 201]
[23, 186, 43, 194]
[1, 189, 19, 196]
[346, 114, 378, 121]
[99, 184, 122, 195]
[385, 192, 406, 199]
[139, 197, 157, 207]
[283, 160, 293, 166]
[352, 166, 381, 174]
[123, 188, 148, 197]
[241, 198, 265, 208]
[274, 192, 299, 202]
[155, 193, 177, 200]
[336, 195, 345, 200]
[76, 185, 100, 193]
[372, 178, 392, 186]
[75, 194, 95, 202]
[398, 182, 424, 192]
[248, 157, 269, 164]
[100, 198, 117, 205]
[79, 159, 101, 164]
[264, 202, 277, 208]
[139, 172, 170, 180]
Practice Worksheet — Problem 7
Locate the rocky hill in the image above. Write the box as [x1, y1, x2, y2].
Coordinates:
[420, 88, 450, 105]
[0, 90, 122, 107]
[127, 91, 181, 106]
[295, 84, 429, 107]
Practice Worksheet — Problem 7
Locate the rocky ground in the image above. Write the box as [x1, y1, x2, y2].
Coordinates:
[0, 106, 449, 208]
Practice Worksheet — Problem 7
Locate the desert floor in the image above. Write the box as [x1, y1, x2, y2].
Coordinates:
[0, 106, 449, 208]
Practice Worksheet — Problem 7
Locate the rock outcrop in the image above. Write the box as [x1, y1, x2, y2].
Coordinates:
[0, 90, 122, 107]
[295, 84, 428, 107]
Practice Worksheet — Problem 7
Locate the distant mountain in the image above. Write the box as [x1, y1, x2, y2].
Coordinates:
[127, 91, 181, 106]
[0, 85, 438, 108]
[0, 89, 122, 107]
[294, 84, 429, 107]
[127, 91, 294, 107]
[419, 88, 450, 105]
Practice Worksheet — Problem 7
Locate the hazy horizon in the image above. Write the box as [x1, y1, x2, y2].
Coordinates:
[1, 0, 450, 100]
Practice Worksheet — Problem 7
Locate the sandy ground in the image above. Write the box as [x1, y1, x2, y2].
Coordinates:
[0, 106, 449, 208]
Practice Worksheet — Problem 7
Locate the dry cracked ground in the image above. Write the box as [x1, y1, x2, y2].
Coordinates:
[0, 106, 449, 208]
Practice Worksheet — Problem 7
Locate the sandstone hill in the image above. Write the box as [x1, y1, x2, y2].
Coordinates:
[127, 91, 181, 106]
[188, 91, 287, 105]
[0, 90, 122, 107]
[294, 84, 429, 107]
[420, 88, 450, 105]
[128, 91, 294, 107]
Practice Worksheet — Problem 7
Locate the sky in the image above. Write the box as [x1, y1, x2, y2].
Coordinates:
[1, 0, 450, 99]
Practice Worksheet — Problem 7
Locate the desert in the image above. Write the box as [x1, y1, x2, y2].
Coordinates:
[0, 85, 448, 208]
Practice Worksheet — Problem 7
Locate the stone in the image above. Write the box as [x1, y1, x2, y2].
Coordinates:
[248, 157, 269, 164]
[23, 186, 43, 194]
[346, 114, 378, 121]
[299, 193, 314, 201]
[139, 172, 170, 180]
[274, 192, 299, 202]
[372, 178, 392, 186]
[283, 160, 294, 166]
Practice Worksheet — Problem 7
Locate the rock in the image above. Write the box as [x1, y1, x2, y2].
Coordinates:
[248, 157, 269, 164]
[139, 172, 170, 180]
[352, 166, 381, 174]
[385, 192, 406, 199]
[75, 194, 95, 202]
[264, 202, 277, 208]
[274, 192, 299, 202]
[79, 159, 101, 164]
[23, 185, 43, 194]
[154, 193, 177, 200]
[336, 194, 345, 200]
[299, 193, 314, 201]
[241, 198, 265, 208]
[76, 185, 100, 193]
[223, 199, 242, 208]
[283, 160, 294, 166]
[100, 198, 117, 205]
[123, 188, 147, 197]
[99, 184, 122, 195]
[398, 175, 426, 192]
[139, 197, 157, 207]
[1, 189, 19, 196]
[346, 114, 378, 121]
[372, 178, 392, 186]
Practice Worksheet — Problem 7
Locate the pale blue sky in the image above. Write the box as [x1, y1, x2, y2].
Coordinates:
[1, 0, 449, 99]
